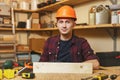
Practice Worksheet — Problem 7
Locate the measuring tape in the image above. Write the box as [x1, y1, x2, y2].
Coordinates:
[22, 73, 35, 79]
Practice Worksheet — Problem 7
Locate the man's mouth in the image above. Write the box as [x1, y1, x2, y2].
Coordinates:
[61, 29, 67, 32]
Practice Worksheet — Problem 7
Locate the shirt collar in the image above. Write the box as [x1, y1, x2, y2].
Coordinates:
[55, 34, 76, 45]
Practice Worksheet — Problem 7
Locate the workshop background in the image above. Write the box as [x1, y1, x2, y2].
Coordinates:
[0, 0, 120, 64]
[13, 0, 120, 52]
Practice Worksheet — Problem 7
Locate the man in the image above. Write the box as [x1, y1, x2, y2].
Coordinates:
[40, 5, 100, 69]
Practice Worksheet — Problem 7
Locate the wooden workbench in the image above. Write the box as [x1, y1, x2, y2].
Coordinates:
[2, 69, 120, 80]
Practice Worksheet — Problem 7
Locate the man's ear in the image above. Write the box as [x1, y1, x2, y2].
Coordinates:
[73, 22, 76, 27]
[55, 22, 57, 27]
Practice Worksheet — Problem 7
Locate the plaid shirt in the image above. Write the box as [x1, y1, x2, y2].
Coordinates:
[40, 35, 98, 62]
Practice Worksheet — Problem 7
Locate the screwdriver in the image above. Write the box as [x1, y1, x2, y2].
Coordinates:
[81, 73, 108, 80]
[91, 73, 108, 80]
[16, 62, 33, 76]
[110, 74, 120, 80]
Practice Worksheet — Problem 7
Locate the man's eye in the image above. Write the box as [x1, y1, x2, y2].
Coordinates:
[58, 21, 63, 23]
[66, 21, 70, 23]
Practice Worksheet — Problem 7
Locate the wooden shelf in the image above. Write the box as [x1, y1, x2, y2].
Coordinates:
[14, 0, 92, 13]
[0, 27, 13, 31]
[12, 0, 110, 32]
[15, 24, 120, 31]
[0, 15, 10, 17]
[0, 44, 15, 46]
[0, 24, 12, 27]
[16, 51, 31, 54]
[14, 0, 68, 13]
[0, 24, 120, 31]
[17, 57, 31, 61]
[0, 41, 16, 44]
[74, 24, 120, 30]
[0, 50, 15, 53]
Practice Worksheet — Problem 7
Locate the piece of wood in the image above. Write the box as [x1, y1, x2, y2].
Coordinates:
[33, 62, 93, 74]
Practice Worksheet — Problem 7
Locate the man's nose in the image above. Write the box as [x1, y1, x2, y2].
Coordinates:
[63, 22, 66, 27]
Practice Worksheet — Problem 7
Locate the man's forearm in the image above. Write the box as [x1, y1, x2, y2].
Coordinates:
[84, 59, 100, 70]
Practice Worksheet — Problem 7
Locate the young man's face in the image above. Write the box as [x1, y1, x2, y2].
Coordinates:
[57, 18, 75, 35]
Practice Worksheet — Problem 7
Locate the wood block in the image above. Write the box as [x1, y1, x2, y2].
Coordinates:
[33, 62, 93, 74]
[29, 38, 46, 53]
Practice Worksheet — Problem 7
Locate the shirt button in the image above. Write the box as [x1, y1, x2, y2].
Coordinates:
[55, 54, 57, 58]
[88, 51, 91, 54]
[49, 52, 51, 54]
[77, 52, 80, 55]
[57, 46, 59, 48]
[88, 51, 90, 53]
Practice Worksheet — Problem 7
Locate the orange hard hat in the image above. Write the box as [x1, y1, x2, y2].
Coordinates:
[56, 5, 76, 20]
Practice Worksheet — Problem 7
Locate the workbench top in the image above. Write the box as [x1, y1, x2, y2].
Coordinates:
[2, 69, 120, 80]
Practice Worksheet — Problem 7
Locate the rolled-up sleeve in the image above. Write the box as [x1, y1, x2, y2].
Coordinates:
[81, 39, 99, 60]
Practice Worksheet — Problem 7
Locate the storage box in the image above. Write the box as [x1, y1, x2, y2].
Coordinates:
[31, 13, 40, 29]
[32, 19, 39, 24]
[32, 13, 39, 19]
[32, 24, 40, 29]
[29, 38, 46, 54]
[96, 52, 120, 66]
[0, 4, 10, 16]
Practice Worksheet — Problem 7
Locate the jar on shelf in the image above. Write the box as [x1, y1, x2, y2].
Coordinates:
[111, 11, 119, 24]
[95, 5, 110, 24]
[117, 11, 120, 24]
[88, 6, 96, 25]
[19, 0, 30, 10]
[10, 0, 18, 9]
[0, 17, 3, 24]
[31, 0, 38, 10]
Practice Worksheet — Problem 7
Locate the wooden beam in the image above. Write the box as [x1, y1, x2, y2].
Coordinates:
[33, 62, 93, 74]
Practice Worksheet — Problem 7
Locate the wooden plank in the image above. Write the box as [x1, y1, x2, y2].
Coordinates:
[0, 50, 15, 53]
[33, 62, 93, 74]
[0, 24, 120, 31]
[0, 53, 15, 58]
